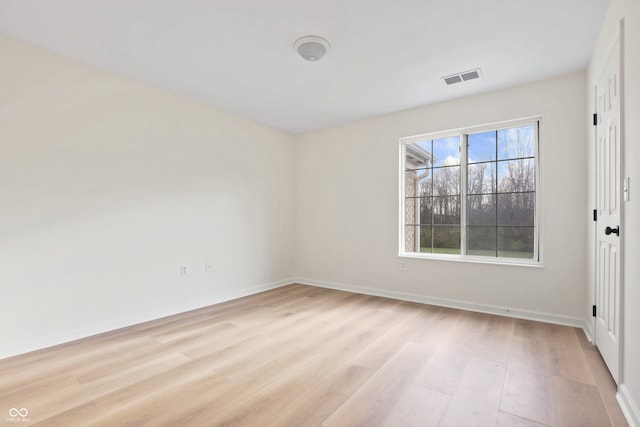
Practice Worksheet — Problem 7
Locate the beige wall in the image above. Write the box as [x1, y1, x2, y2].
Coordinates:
[295, 72, 588, 322]
[588, 0, 640, 423]
[0, 36, 295, 358]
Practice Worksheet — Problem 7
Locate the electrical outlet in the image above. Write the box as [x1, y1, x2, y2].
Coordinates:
[180, 265, 188, 277]
[400, 261, 406, 271]
[205, 261, 214, 272]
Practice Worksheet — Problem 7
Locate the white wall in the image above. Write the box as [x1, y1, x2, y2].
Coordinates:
[588, 0, 640, 424]
[0, 36, 295, 358]
[295, 72, 588, 323]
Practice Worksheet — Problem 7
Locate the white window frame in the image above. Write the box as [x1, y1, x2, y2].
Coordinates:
[398, 116, 543, 267]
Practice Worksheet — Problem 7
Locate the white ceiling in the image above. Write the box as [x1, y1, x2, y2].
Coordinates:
[0, 0, 610, 134]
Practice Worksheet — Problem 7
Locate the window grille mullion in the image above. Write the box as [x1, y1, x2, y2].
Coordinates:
[460, 135, 468, 256]
[534, 122, 540, 262]
[495, 130, 499, 257]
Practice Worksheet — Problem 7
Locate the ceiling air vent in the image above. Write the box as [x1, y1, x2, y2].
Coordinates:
[443, 75, 462, 85]
[442, 68, 482, 85]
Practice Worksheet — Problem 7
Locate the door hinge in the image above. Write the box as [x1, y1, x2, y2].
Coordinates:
[593, 209, 597, 222]
[593, 305, 597, 317]
[593, 113, 598, 126]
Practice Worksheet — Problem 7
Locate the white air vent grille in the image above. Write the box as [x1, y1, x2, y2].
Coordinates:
[461, 70, 479, 81]
[442, 68, 482, 85]
[444, 75, 462, 85]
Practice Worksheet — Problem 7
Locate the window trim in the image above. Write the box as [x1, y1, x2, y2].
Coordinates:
[398, 116, 543, 267]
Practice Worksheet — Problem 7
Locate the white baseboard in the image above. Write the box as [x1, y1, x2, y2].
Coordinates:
[293, 277, 586, 329]
[582, 323, 595, 344]
[618, 384, 640, 427]
[0, 278, 293, 360]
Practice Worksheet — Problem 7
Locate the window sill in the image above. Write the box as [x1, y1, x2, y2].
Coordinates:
[398, 252, 544, 268]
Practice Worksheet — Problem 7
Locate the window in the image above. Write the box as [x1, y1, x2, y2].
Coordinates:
[400, 119, 540, 264]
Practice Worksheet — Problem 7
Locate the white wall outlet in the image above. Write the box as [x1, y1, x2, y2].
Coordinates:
[205, 261, 214, 272]
[400, 261, 406, 271]
[180, 265, 188, 277]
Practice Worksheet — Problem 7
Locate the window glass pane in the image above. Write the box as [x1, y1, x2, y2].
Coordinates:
[406, 141, 433, 169]
[498, 125, 535, 160]
[405, 226, 435, 253]
[405, 197, 434, 225]
[405, 169, 432, 198]
[467, 194, 496, 226]
[467, 226, 497, 256]
[433, 136, 460, 166]
[415, 168, 430, 179]
[419, 197, 433, 225]
[497, 227, 534, 258]
[404, 170, 418, 197]
[497, 159, 535, 192]
[433, 196, 459, 224]
[403, 197, 432, 225]
[405, 226, 418, 252]
[433, 166, 459, 196]
[420, 226, 433, 253]
[416, 169, 432, 197]
[468, 131, 496, 164]
[467, 162, 496, 194]
[405, 198, 417, 225]
[433, 226, 460, 254]
[497, 193, 534, 226]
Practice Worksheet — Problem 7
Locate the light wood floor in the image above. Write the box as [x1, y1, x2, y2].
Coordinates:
[0, 284, 628, 427]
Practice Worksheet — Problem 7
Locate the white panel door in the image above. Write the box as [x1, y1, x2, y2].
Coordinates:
[595, 38, 621, 383]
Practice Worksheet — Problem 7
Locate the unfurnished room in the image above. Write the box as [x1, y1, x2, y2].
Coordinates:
[1, 0, 639, 426]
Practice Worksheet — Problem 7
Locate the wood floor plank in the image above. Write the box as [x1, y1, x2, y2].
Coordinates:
[0, 284, 626, 427]
[27, 351, 193, 425]
[259, 364, 373, 427]
[412, 343, 470, 395]
[348, 309, 427, 369]
[515, 319, 596, 385]
[322, 341, 434, 427]
[461, 311, 514, 365]
[438, 356, 506, 427]
[545, 328, 596, 386]
[550, 375, 613, 427]
[496, 411, 551, 427]
[582, 347, 628, 427]
[380, 383, 450, 427]
[408, 305, 464, 345]
[506, 335, 548, 377]
[500, 363, 554, 426]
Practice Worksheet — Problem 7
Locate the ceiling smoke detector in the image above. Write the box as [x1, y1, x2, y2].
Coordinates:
[442, 68, 482, 85]
[294, 35, 330, 62]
